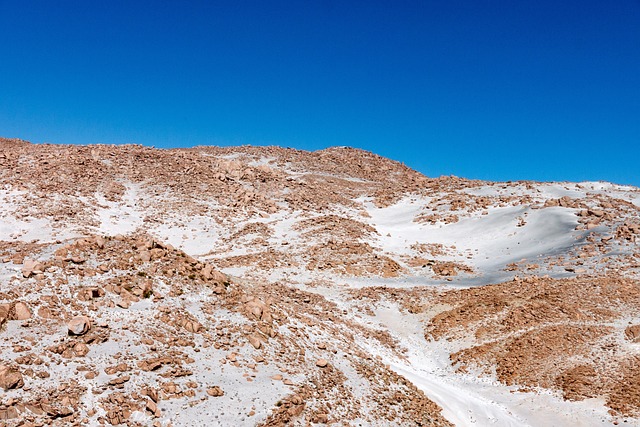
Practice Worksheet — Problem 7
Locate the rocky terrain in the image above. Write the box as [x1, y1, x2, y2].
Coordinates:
[0, 137, 639, 426]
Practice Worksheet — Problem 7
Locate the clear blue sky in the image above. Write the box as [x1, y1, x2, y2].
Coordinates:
[1, 1, 639, 186]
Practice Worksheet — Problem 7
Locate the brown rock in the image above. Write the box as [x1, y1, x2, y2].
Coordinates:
[116, 299, 131, 309]
[181, 319, 202, 333]
[625, 325, 640, 343]
[203, 265, 227, 284]
[206, 386, 224, 397]
[13, 302, 31, 320]
[73, 342, 90, 357]
[248, 335, 261, 349]
[77, 287, 104, 301]
[109, 375, 131, 386]
[95, 236, 106, 248]
[316, 358, 328, 368]
[139, 251, 151, 262]
[145, 398, 158, 416]
[0, 406, 19, 420]
[202, 264, 215, 280]
[142, 387, 159, 403]
[138, 357, 172, 371]
[149, 248, 165, 260]
[212, 285, 226, 294]
[37, 306, 54, 318]
[21, 258, 44, 278]
[313, 413, 329, 423]
[107, 409, 125, 425]
[0, 365, 24, 390]
[250, 304, 263, 320]
[67, 316, 92, 335]
[0, 304, 9, 325]
[288, 403, 305, 416]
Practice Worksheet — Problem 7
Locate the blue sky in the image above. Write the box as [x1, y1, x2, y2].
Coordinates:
[1, 1, 639, 186]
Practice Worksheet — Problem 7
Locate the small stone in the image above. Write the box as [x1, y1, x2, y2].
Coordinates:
[95, 236, 106, 248]
[139, 251, 151, 262]
[316, 358, 328, 368]
[206, 386, 224, 397]
[250, 305, 263, 319]
[142, 387, 159, 403]
[145, 398, 158, 416]
[182, 320, 202, 333]
[314, 413, 329, 423]
[248, 335, 261, 349]
[116, 299, 131, 309]
[73, 342, 90, 357]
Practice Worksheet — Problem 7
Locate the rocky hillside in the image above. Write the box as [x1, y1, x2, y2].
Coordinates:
[0, 137, 639, 426]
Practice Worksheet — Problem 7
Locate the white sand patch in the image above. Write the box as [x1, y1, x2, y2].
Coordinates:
[148, 216, 221, 257]
[92, 184, 145, 236]
[248, 156, 276, 167]
[364, 196, 586, 282]
[0, 189, 61, 241]
[0, 216, 57, 242]
[422, 206, 584, 271]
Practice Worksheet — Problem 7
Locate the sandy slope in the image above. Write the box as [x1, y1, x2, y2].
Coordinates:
[0, 138, 639, 426]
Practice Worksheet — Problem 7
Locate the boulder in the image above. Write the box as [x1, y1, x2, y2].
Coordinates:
[248, 335, 261, 349]
[0, 365, 24, 391]
[21, 258, 44, 278]
[67, 316, 92, 335]
[0, 304, 9, 326]
[13, 302, 31, 320]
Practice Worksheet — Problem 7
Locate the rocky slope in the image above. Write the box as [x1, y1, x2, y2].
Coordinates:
[0, 137, 639, 426]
